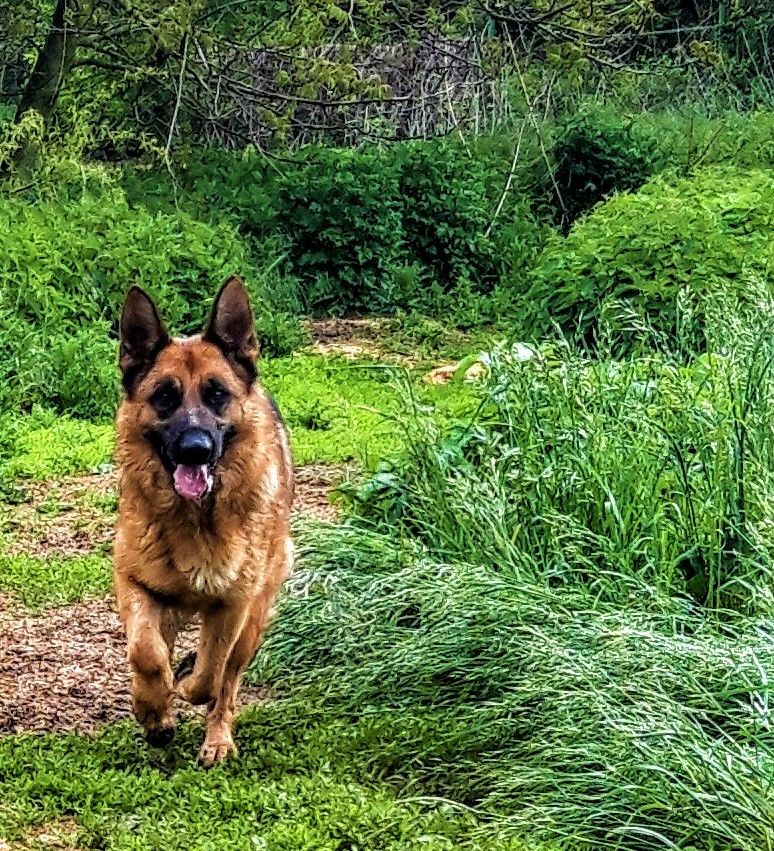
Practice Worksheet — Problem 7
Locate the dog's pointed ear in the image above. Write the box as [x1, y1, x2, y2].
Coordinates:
[119, 287, 170, 395]
[204, 277, 259, 384]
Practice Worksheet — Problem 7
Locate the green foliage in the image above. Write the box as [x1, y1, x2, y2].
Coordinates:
[550, 103, 663, 225]
[344, 297, 774, 613]
[125, 140, 547, 317]
[0, 717, 534, 850]
[274, 147, 404, 312]
[526, 166, 774, 351]
[253, 522, 774, 850]
[0, 552, 111, 610]
[0, 189, 249, 331]
[393, 141, 500, 292]
[0, 189, 306, 416]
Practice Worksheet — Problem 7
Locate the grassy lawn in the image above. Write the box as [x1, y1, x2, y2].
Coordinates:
[0, 710, 536, 851]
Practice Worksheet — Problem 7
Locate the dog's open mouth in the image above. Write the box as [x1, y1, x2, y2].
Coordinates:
[173, 464, 213, 501]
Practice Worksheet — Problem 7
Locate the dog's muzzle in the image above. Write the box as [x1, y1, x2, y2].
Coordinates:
[170, 427, 216, 501]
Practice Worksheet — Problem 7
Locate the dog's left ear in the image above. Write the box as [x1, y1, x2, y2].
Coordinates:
[204, 277, 259, 384]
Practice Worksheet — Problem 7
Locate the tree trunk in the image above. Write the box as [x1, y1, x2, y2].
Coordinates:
[14, 0, 79, 126]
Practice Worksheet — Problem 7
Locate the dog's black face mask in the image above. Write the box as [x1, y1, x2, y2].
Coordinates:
[147, 381, 235, 501]
[119, 278, 259, 503]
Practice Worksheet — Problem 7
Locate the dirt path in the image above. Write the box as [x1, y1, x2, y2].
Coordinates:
[0, 464, 345, 735]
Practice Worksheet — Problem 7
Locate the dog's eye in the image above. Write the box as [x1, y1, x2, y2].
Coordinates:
[150, 382, 181, 419]
[203, 380, 231, 414]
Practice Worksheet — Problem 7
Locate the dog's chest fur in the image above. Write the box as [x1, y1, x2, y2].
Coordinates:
[172, 535, 243, 595]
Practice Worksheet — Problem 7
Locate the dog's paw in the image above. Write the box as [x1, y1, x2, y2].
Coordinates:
[199, 736, 237, 767]
[139, 710, 177, 748]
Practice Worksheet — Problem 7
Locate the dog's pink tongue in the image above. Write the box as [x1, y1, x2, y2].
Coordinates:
[173, 465, 209, 500]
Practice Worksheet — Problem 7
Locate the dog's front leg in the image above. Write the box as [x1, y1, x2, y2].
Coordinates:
[175, 600, 249, 709]
[175, 601, 249, 765]
[116, 579, 177, 745]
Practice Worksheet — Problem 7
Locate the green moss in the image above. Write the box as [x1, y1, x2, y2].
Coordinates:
[6, 418, 115, 480]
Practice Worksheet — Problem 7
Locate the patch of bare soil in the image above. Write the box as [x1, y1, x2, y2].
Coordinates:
[306, 317, 414, 364]
[294, 463, 351, 523]
[4, 817, 82, 850]
[2, 473, 118, 559]
[0, 594, 267, 735]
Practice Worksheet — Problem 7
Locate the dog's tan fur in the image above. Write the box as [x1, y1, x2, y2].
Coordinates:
[113, 278, 293, 765]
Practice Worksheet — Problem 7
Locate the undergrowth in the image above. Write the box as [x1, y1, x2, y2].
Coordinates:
[249, 523, 774, 850]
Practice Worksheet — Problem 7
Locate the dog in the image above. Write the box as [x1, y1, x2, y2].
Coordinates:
[113, 277, 294, 766]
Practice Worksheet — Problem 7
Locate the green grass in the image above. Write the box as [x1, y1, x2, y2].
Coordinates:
[0, 553, 111, 610]
[0, 413, 115, 481]
[262, 355, 475, 466]
[0, 710, 537, 851]
[245, 523, 774, 850]
[6, 287, 774, 848]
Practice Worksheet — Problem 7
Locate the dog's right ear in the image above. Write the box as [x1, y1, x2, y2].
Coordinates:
[119, 287, 170, 395]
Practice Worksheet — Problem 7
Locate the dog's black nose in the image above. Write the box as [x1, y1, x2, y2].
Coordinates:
[176, 428, 214, 465]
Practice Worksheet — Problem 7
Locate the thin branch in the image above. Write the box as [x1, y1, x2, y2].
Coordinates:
[165, 32, 189, 157]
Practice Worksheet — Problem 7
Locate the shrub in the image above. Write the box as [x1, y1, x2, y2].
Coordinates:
[126, 141, 546, 317]
[0, 189, 258, 331]
[549, 102, 663, 226]
[525, 166, 774, 351]
[272, 147, 404, 313]
[394, 140, 500, 291]
[0, 191, 305, 416]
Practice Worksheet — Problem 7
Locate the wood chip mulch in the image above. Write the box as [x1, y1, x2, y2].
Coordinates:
[0, 595, 268, 736]
[3, 473, 117, 559]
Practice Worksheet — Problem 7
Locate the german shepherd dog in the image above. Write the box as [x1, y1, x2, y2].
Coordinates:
[114, 277, 293, 766]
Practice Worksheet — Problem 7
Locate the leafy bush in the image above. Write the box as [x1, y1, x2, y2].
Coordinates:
[273, 147, 405, 312]
[0, 189, 259, 330]
[126, 141, 547, 317]
[394, 141, 500, 290]
[0, 190, 305, 416]
[525, 166, 774, 351]
[549, 103, 663, 226]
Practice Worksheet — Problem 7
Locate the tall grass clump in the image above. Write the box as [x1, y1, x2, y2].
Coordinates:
[345, 292, 774, 612]
[254, 523, 774, 849]
[246, 290, 774, 849]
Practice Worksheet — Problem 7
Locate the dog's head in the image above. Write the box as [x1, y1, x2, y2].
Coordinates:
[118, 277, 258, 502]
